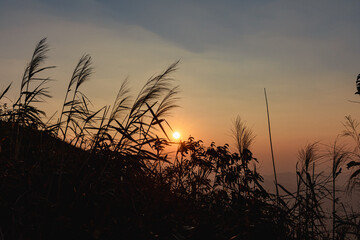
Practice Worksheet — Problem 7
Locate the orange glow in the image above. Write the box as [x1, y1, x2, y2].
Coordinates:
[173, 131, 180, 140]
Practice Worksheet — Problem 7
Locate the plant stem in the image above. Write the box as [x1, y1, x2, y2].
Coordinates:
[264, 88, 279, 202]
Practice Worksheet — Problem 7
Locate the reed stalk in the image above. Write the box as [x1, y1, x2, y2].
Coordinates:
[264, 88, 279, 201]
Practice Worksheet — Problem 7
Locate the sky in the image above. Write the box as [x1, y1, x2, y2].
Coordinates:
[1, 0, 360, 174]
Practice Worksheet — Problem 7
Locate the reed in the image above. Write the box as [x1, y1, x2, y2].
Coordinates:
[0, 38, 358, 239]
[342, 115, 360, 191]
[328, 140, 349, 240]
[264, 88, 280, 202]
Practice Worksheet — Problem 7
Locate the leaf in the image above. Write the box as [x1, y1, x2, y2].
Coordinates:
[0, 82, 12, 100]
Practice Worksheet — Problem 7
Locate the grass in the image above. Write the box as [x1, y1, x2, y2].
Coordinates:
[0, 38, 359, 239]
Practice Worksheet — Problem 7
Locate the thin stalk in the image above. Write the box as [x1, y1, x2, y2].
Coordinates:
[56, 81, 72, 137]
[63, 82, 79, 141]
[264, 88, 279, 201]
[332, 170, 336, 240]
[312, 162, 315, 237]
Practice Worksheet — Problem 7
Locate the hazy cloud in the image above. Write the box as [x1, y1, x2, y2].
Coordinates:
[1, 0, 360, 173]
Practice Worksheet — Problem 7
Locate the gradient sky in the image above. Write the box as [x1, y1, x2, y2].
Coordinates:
[1, 0, 360, 174]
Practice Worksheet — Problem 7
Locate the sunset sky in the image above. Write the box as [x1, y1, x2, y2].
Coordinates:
[1, 0, 360, 174]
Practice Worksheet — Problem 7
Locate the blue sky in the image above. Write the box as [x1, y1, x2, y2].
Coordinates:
[1, 0, 360, 173]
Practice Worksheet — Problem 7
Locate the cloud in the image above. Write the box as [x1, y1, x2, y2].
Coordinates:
[1, 0, 360, 174]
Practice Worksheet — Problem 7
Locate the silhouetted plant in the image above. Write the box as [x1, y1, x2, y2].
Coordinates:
[0, 38, 358, 240]
[12, 38, 55, 128]
[328, 140, 349, 240]
[342, 115, 360, 190]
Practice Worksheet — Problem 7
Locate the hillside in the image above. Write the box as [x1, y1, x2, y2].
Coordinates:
[0, 38, 359, 239]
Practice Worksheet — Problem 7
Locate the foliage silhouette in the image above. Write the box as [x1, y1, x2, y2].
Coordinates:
[0, 39, 359, 239]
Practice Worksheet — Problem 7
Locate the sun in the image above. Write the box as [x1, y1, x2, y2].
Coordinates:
[173, 131, 180, 140]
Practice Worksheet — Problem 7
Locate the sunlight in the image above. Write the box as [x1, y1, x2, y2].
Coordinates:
[173, 131, 180, 140]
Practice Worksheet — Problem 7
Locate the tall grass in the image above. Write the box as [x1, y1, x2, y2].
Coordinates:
[13, 38, 55, 128]
[342, 115, 360, 191]
[0, 38, 359, 239]
[328, 140, 349, 240]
